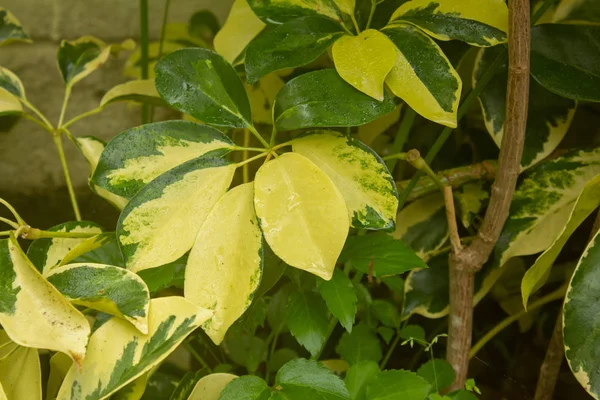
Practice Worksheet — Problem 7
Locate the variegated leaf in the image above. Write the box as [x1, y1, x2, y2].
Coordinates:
[0, 87, 22, 116]
[245, 73, 285, 125]
[47, 352, 72, 400]
[292, 130, 398, 230]
[57, 297, 212, 400]
[0, 8, 31, 46]
[57, 36, 112, 86]
[0, 235, 90, 365]
[56, 232, 115, 268]
[248, 0, 345, 24]
[100, 80, 164, 108]
[118, 157, 236, 272]
[0, 67, 26, 99]
[455, 182, 489, 229]
[46, 263, 151, 333]
[254, 153, 349, 280]
[357, 106, 401, 147]
[92, 121, 234, 200]
[0, 344, 41, 400]
[389, 0, 508, 47]
[185, 183, 263, 345]
[26, 221, 103, 275]
[188, 373, 237, 400]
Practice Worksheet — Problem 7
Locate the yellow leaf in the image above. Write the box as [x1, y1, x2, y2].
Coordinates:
[357, 105, 401, 147]
[188, 373, 238, 400]
[46, 352, 72, 400]
[0, 345, 41, 400]
[245, 73, 285, 125]
[333, 0, 355, 15]
[185, 183, 263, 345]
[332, 30, 397, 100]
[254, 153, 349, 280]
[0, 87, 22, 116]
[100, 79, 161, 108]
[214, 0, 266, 64]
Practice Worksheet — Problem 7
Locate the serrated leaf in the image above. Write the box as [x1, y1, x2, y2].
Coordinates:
[318, 269, 357, 332]
[57, 297, 212, 400]
[332, 30, 397, 100]
[57, 36, 111, 86]
[268, 349, 299, 372]
[224, 335, 268, 373]
[215, 0, 266, 64]
[219, 376, 271, 400]
[187, 373, 237, 400]
[0, 87, 22, 116]
[155, 48, 253, 128]
[118, 157, 235, 272]
[366, 370, 431, 400]
[563, 230, 600, 398]
[474, 47, 576, 170]
[417, 359, 455, 393]
[336, 323, 382, 365]
[275, 358, 350, 400]
[26, 221, 103, 275]
[0, 8, 31, 46]
[286, 291, 330, 356]
[383, 24, 461, 127]
[248, 0, 345, 24]
[0, 235, 90, 365]
[267, 284, 291, 332]
[522, 174, 600, 308]
[530, 24, 600, 102]
[0, 344, 40, 400]
[92, 120, 234, 199]
[254, 153, 349, 280]
[370, 300, 400, 328]
[100, 80, 164, 108]
[292, 130, 398, 230]
[273, 69, 397, 131]
[185, 182, 263, 344]
[340, 232, 427, 277]
[344, 361, 380, 400]
[0, 67, 25, 99]
[389, 0, 508, 47]
[46, 263, 151, 334]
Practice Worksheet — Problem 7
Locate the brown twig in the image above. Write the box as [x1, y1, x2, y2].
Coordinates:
[444, 186, 463, 253]
[446, 0, 531, 390]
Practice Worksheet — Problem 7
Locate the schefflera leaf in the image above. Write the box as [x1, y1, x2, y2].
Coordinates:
[46, 263, 151, 334]
[155, 48, 254, 129]
[292, 130, 398, 230]
[389, 0, 508, 47]
[383, 24, 461, 128]
[247, 0, 345, 24]
[254, 152, 349, 280]
[57, 297, 213, 400]
[118, 156, 236, 272]
[0, 234, 90, 365]
[92, 120, 234, 200]
[185, 182, 263, 345]
[99, 79, 164, 108]
[563, 230, 600, 398]
[26, 221, 103, 275]
[0, 66, 26, 100]
[0, 8, 31, 46]
[0, 87, 22, 116]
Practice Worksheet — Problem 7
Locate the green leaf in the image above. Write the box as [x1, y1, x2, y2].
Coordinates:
[267, 284, 291, 332]
[53, 232, 115, 269]
[57, 297, 212, 400]
[254, 153, 349, 280]
[136, 256, 186, 294]
[185, 182, 263, 344]
[336, 323, 382, 365]
[383, 24, 461, 128]
[189, 10, 221, 39]
[219, 376, 271, 400]
[92, 120, 234, 200]
[46, 263, 151, 334]
[399, 325, 426, 343]
[292, 130, 398, 230]
[417, 359, 455, 393]
[0, 8, 31, 46]
[255, 244, 287, 298]
[274, 358, 350, 400]
[447, 390, 478, 400]
[318, 269, 357, 332]
[377, 326, 395, 345]
[286, 291, 330, 356]
[268, 348, 299, 372]
[366, 370, 431, 400]
[155, 48, 254, 128]
[169, 370, 207, 400]
[521, 174, 600, 308]
[370, 300, 400, 328]
[57, 36, 111, 86]
[100, 79, 165, 108]
[474, 47, 577, 170]
[0, 67, 26, 99]
[248, 0, 346, 24]
[455, 182, 489, 229]
[117, 157, 235, 272]
[0, 87, 22, 116]
[0, 344, 41, 400]
[382, 276, 405, 296]
[187, 373, 237, 400]
[246, 16, 344, 84]
[553, 0, 600, 23]
[344, 361, 380, 400]
[563, 230, 600, 398]
[72, 233, 125, 267]
[389, 0, 508, 47]
[273, 69, 397, 131]
[530, 24, 600, 102]
[340, 233, 427, 277]
[224, 336, 267, 373]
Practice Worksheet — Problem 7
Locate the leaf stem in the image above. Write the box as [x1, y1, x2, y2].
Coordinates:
[248, 125, 271, 148]
[236, 151, 270, 168]
[0, 231, 10, 237]
[21, 228, 100, 240]
[21, 98, 54, 130]
[184, 341, 212, 372]
[0, 217, 19, 229]
[57, 85, 72, 129]
[62, 107, 103, 130]
[232, 146, 268, 153]
[22, 113, 53, 133]
[366, 2, 376, 30]
[52, 133, 82, 221]
[0, 198, 26, 225]
[386, 107, 417, 171]
[380, 329, 402, 369]
[350, 14, 361, 34]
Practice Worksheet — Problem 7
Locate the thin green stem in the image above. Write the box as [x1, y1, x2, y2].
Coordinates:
[350, 14, 361, 34]
[382, 153, 407, 161]
[158, 0, 171, 58]
[248, 125, 270, 148]
[269, 126, 278, 148]
[271, 140, 295, 152]
[233, 146, 268, 153]
[0, 217, 19, 229]
[62, 107, 103, 130]
[140, 0, 150, 124]
[23, 228, 100, 240]
[53, 134, 82, 221]
[380, 329, 402, 369]
[243, 129, 250, 183]
[21, 99, 54, 130]
[236, 151, 270, 168]
[57, 85, 72, 129]
[22, 113, 53, 132]
[0, 198, 25, 225]
[366, 2, 376, 29]
[0, 231, 10, 237]
[386, 108, 417, 171]
[184, 341, 212, 371]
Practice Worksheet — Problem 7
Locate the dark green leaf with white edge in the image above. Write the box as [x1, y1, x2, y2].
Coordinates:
[318, 269, 357, 332]
[336, 323, 382, 366]
[474, 47, 576, 170]
[0, 87, 23, 116]
[382, 24, 461, 128]
[56, 297, 212, 400]
[219, 376, 271, 400]
[92, 120, 234, 200]
[286, 291, 330, 356]
[417, 359, 455, 393]
[0, 67, 26, 99]
[522, 174, 600, 308]
[57, 37, 111, 86]
[273, 69, 397, 131]
[274, 358, 350, 400]
[341, 233, 427, 277]
[155, 48, 253, 128]
[366, 370, 431, 400]
[530, 24, 600, 102]
[247, 0, 346, 24]
[46, 263, 151, 334]
[293, 130, 398, 230]
[563, 230, 600, 399]
[100, 79, 166, 108]
[495, 147, 600, 268]
[389, 0, 508, 47]
[344, 361, 380, 400]
[117, 156, 235, 273]
[26, 221, 103, 275]
[0, 8, 31, 46]
[245, 16, 345, 84]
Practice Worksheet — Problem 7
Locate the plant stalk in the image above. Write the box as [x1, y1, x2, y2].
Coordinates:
[53, 133, 82, 221]
[386, 107, 417, 172]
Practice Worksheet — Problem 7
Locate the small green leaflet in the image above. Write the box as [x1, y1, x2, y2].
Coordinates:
[366, 370, 431, 400]
[344, 361, 380, 400]
[219, 375, 271, 400]
[318, 269, 357, 332]
[417, 359, 455, 393]
[274, 358, 350, 400]
[335, 323, 382, 366]
[286, 291, 330, 356]
[57, 36, 117, 87]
